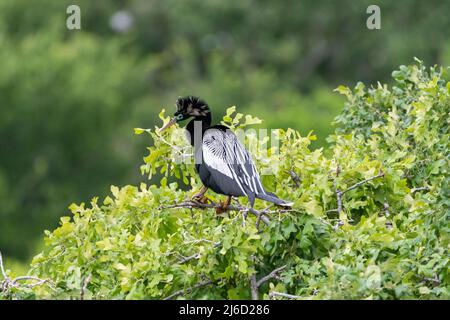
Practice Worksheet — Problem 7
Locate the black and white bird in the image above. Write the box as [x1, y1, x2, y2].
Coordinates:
[159, 96, 293, 212]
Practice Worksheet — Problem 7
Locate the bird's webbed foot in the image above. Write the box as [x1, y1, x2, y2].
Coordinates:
[192, 194, 211, 204]
[215, 196, 232, 215]
[191, 186, 210, 204]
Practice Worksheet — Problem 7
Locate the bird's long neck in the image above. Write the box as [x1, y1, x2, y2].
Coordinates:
[186, 113, 212, 146]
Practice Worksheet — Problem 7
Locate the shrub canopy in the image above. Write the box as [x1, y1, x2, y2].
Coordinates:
[2, 62, 448, 300]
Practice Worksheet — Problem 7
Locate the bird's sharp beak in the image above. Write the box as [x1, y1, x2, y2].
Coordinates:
[158, 117, 177, 133]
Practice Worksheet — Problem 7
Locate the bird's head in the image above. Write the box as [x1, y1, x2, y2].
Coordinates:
[159, 96, 210, 132]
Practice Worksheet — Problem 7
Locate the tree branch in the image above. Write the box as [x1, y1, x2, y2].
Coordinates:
[411, 187, 430, 193]
[269, 291, 301, 300]
[0, 251, 49, 293]
[256, 265, 287, 287]
[178, 252, 201, 264]
[0, 252, 8, 282]
[286, 170, 301, 188]
[250, 274, 259, 300]
[159, 200, 271, 226]
[80, 274, 92, 300]
[163, 279, 213, 300]
[341, 170, 385, 195]
[331, 167, 385, 229]
[249, 264, 288, 300]
[333, 164, 343, 218]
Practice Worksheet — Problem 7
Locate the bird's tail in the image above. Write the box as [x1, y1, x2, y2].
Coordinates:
[256, 192, 293, 207]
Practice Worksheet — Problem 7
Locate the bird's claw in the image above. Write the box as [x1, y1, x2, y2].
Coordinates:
[191, 194, 211, 204]
[215, 198, 231, 215]
[215, 202, 228, 215]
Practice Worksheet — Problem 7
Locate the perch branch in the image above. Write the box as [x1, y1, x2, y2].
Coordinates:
[163, 279, 213, 300]
[159, 200, 271, 226]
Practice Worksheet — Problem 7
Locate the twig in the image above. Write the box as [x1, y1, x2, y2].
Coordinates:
[420, 275, 440, 285]
[11, 276, 48, 287]
[333, 165, 343, 221]
[163, 279, 213, 300]
[250, 274, 259, 300]
[178, 253, 201, 264]
[0, 251, 49, 293]
[157, 135, 185, 156]
[269, 291, 301, 300]
[383, 202, 390, 217]
[249, 264, 288, 300]
[0, 252, 8, 282]
[176, 241, 220, 264]
[286, 170, 301, 188]
[0, 252, 9, 292]
[256, 265, 287, 287]
[411, 187, 430, 193]
[341, 170, 385, 195]
[80, 274, 92, 300]
[159, 200, 271, 226]
[331, 167, 385, 229]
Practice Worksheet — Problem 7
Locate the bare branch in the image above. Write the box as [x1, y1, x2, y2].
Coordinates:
[411, 187, 430, 193]
[256, 265, 287, 287]
[383, 202, 390, 217]
[159, 200, 271, 226]
[174, 241, 221, 264]
[420, 275, 440, 285]
[269, 291, 302, 300]
[341, 170, 385, 195]
[331, 168, 385, 229]
[286, 170, 301, 188]
[333, 165, 343, 217]
[250, 274, 259, 300]
[1, 251, 49, 293]
[80, 274, 92, 300]
[163, 279, 213, 300]
[11, 276, 48, 286]
[178, 252, 200, 264]
[0, 252, 9, 282]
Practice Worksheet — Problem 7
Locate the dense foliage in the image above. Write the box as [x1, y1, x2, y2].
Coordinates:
[1, 62, 447, 300]
[0, 0, 345, 260]
[3, 0, 450, 262]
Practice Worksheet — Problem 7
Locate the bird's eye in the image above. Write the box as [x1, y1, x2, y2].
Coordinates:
[176, 114, 184, 121]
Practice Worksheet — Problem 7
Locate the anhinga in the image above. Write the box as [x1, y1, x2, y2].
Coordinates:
[159, 96, 293, 212]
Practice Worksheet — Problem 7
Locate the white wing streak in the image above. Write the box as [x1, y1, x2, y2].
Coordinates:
[202, 128, 265, 195]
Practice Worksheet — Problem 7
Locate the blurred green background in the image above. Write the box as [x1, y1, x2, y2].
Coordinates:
[1, 0, 450, 267]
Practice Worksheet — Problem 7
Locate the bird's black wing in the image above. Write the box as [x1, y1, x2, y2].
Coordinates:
[202, 127, 265, 196]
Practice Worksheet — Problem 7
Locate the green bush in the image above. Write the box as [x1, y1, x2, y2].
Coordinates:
[0, 20, 151, 259]
[1, 62, 448, 299]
